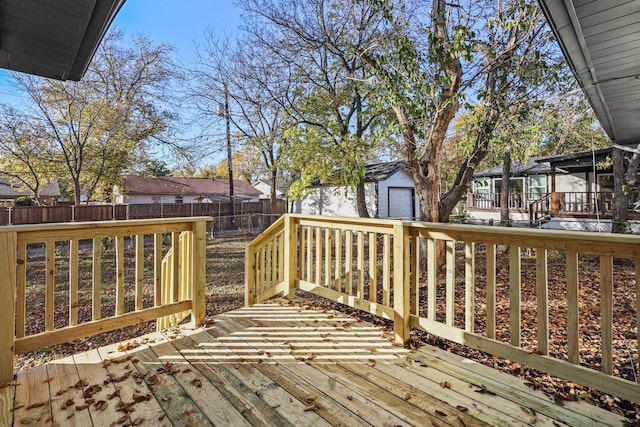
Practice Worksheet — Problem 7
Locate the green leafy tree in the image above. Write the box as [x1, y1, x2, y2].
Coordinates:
[0, 109, 59, 204]
[1, 30, 178, 204]
[360, 0, 567, 222]
[238, 0, 393, 216]
[138, 159, 172, 177]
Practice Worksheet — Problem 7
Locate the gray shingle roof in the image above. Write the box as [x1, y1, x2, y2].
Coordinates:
[0, 178, 60, 198]
[363, 161, 407, 182]
[121, 175, 261, 199]
[311, 161, 408, 186]
[473, 158, 551, 178]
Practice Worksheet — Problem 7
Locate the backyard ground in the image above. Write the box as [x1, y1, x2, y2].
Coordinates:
[15, 234, 640, 423]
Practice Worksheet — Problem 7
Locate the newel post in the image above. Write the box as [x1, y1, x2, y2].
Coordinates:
[245, 241, 256, 307]
[0, 231, 17, 382]
[191, 219, 207, 327]
[283, 215, 298, 299]
[393, 223, 410, 344]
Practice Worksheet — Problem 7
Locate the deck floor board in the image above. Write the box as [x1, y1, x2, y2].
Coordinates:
[4, 300, 627, 426]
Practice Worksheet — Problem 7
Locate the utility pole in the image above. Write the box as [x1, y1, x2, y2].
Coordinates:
[224, 83, 235, 226]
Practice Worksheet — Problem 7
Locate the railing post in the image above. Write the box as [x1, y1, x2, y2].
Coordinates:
[393, 223, 410, 344]
[245, 244, 256, 307]
[0, 231, 17, 382]
[191, 219, 207, 327]
[283, 215, 298, 299]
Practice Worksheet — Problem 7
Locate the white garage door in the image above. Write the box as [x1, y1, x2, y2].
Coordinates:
[388, 188, 415, 219]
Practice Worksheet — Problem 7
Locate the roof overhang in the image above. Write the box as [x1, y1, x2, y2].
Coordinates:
[538, 0, 640, 146]
[543, 149, 613, 172]
[0, 0, 125, 81]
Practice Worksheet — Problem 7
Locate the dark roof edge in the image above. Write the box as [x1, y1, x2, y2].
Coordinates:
[68, 0, 126, 81]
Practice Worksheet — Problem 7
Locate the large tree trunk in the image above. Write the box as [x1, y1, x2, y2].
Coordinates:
[500, 146, 512, 226]
[611, 144, 640, 233]
[356, 180, 370, 218]
[73, 180, 82, 205]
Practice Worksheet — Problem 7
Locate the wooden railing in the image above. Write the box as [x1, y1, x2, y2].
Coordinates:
[470, 190, 640, 216]
[468, 192, 537, 210]
[529, 193, 551, 224]
[245, 214, 640, 404]
[0, 217, 209, 383]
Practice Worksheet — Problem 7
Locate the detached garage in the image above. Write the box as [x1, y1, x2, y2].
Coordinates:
[294, 161, 420, 220]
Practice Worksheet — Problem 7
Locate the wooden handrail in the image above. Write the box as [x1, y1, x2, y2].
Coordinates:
[470, 190, 640, 216]
[246, 214, 640, 403]
[0, 217, 210, 383]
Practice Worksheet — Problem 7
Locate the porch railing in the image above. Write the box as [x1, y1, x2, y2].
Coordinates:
[245, 214, 640, 404]
[468, 192, 537, 210]
[470, 190, 640, 216]
[0, 217, 209, 383]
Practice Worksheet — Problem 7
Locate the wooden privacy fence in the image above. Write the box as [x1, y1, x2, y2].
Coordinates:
[0, 200, 286, 226]
[0, 217, 209, 383]
[245, 214, 640, 404]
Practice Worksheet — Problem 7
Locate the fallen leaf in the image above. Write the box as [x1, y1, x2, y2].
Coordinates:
[440, 381, 451, 389]
[475, 384, 496, 396]
[26, 402, 46, 410]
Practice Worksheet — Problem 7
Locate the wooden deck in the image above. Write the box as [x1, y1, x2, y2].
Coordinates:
[1, 301, 627, 427]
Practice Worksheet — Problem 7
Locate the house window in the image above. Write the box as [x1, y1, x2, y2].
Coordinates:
[494, 178, 525, 208]
[495, 178, 524, 194]
[473, 178, 491, 209]
[474, 178, 490, 199]
[597, 174, 614, 190]
[175, 195, 184, 204]
[528, 175, 547, 199]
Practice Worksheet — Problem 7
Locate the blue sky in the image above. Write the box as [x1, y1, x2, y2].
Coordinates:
[0, 1, 245, 166]
[113, 1, 243, 65]
[0, 1, 243, 102]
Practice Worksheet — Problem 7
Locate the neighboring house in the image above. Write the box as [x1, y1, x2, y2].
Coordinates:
[0, 178, 60, 206]
[114, 175, 261, 204]
[252, 180, 285, 200]
[293, 161, 420, 220]
[467, 148, 639, 223]
[469, 157, 555, 222]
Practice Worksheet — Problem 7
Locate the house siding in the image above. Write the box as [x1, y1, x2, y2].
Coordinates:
[297, 183, 377, 217]
[377, 169, 420, 219]
[556, 173, 587, 192]
[116, 194, 206, 204]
